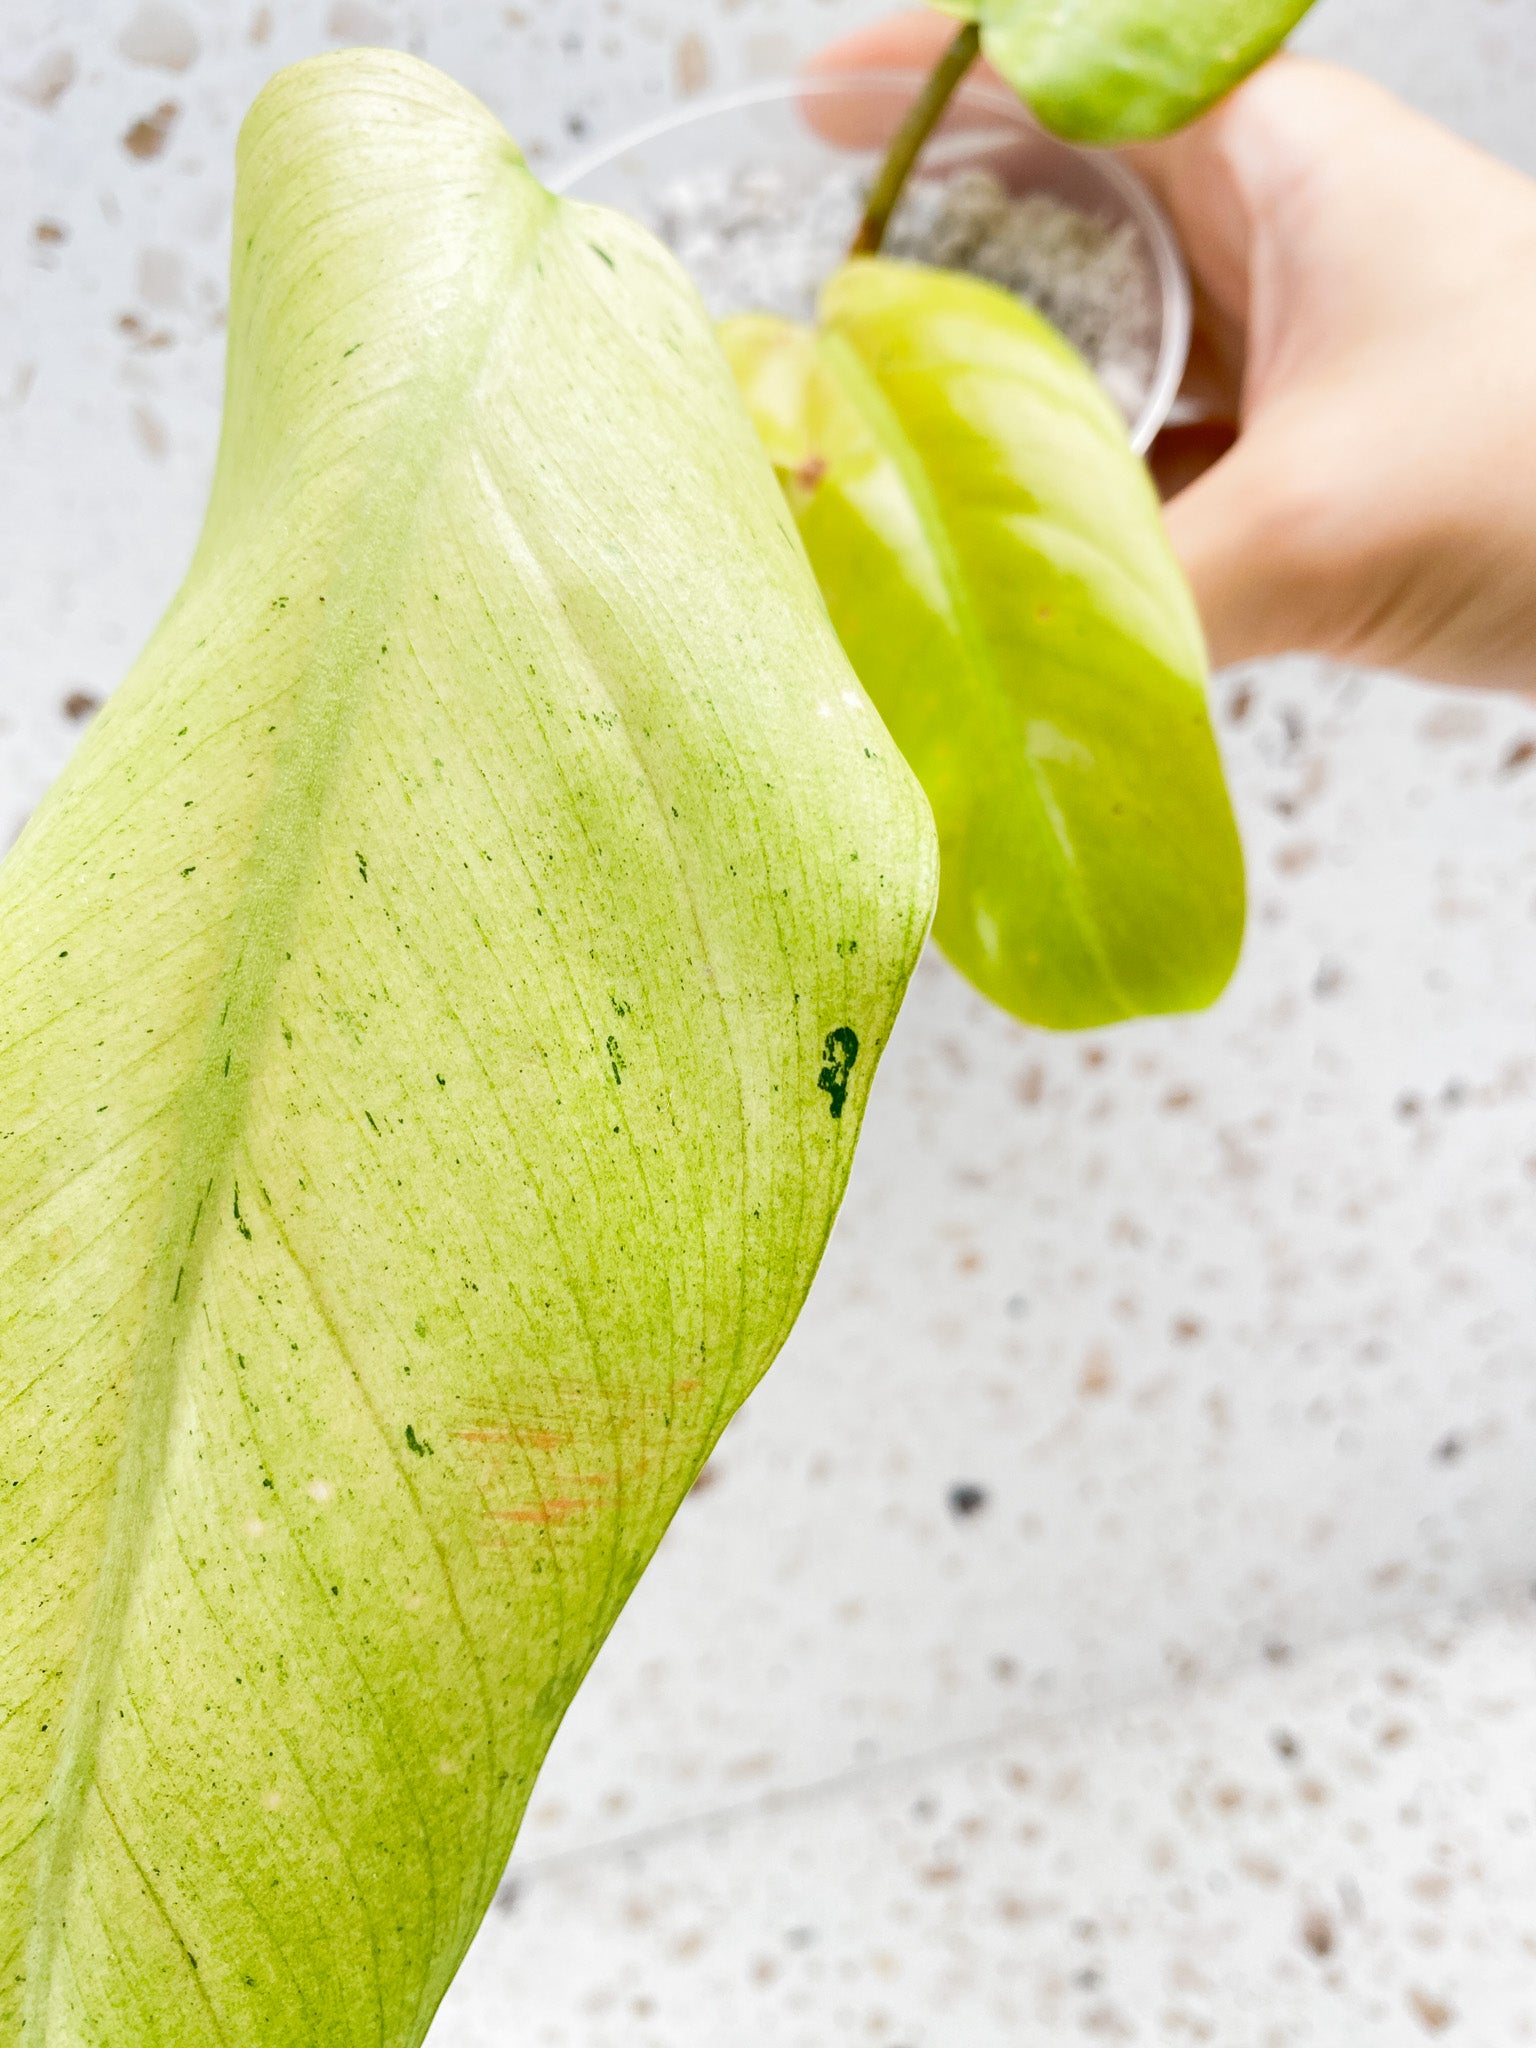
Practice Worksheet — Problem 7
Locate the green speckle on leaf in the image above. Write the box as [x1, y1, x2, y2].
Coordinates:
[817, 1026, 859, 1119]
[404, 1425, 432, 1458]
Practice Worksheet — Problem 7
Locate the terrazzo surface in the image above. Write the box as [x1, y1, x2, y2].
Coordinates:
[4, 0, 1536, 2041]
[444, 1594, 1536, 2046]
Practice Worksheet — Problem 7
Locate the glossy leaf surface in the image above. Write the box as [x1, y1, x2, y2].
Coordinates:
[723, 260, 1243, 1030]
[0, 53, 936, 2046]
[931, 0, 1317, 141]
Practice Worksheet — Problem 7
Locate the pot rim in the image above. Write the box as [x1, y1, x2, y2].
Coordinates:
[550, 69, 1193, 457]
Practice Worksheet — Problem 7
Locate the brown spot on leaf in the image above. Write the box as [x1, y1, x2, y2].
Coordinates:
[491, 1497, 592, 1526]
[455, 1425, 568, 1451]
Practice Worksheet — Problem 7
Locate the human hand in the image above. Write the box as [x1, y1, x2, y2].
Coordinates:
[812, 17, 1536, 694]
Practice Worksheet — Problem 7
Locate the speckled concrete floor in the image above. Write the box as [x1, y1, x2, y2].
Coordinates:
[443, 1593, 1536, 2045]
[4, 2, 1536, 2041]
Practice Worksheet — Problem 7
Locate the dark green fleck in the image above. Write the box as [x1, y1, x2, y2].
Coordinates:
[817, 1026, 859, 1120]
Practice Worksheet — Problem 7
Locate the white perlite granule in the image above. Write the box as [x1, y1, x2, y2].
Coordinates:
[649, 163, 1160, 428]
[885, 171, 1159, 421]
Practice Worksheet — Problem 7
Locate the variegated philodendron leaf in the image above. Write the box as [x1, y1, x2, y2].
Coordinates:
[724, 260, 1244, 1030]
[0, 51, 937, 2046]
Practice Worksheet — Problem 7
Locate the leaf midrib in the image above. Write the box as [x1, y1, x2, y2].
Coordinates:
[21, 179, 548, 2042]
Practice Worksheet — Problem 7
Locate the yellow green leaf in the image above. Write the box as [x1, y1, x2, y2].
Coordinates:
[0, 52, 936, 2044]
[931, 0, 1317, 142]
[723, 259, 1244, 1030]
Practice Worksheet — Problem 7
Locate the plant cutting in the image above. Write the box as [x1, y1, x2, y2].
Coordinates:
[722, 0, 1322, 1027]
[0, 49, 935, 2045]
[0, 8, 1328, 2043]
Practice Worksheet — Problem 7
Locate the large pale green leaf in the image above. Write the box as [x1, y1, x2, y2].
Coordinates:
[930, 0, 1317, 142]
[722, 260, 1243, 1030]
[0, 52, 936, 2046]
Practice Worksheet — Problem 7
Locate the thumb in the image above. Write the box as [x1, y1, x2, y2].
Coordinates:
[1161, 417, 1342, 672]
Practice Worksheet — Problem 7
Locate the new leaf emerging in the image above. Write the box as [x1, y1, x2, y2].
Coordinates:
[0, 53, 937, 2045]
[723, 260, 1244, 1031]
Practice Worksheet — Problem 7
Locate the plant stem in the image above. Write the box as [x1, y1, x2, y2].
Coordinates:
[850, 21, 983, 258]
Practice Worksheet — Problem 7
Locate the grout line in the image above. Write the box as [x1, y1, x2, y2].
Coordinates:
[500, 1574, 1536, 1897]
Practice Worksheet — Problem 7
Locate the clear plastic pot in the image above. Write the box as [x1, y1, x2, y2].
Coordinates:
[554, 71, 1192, 455]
